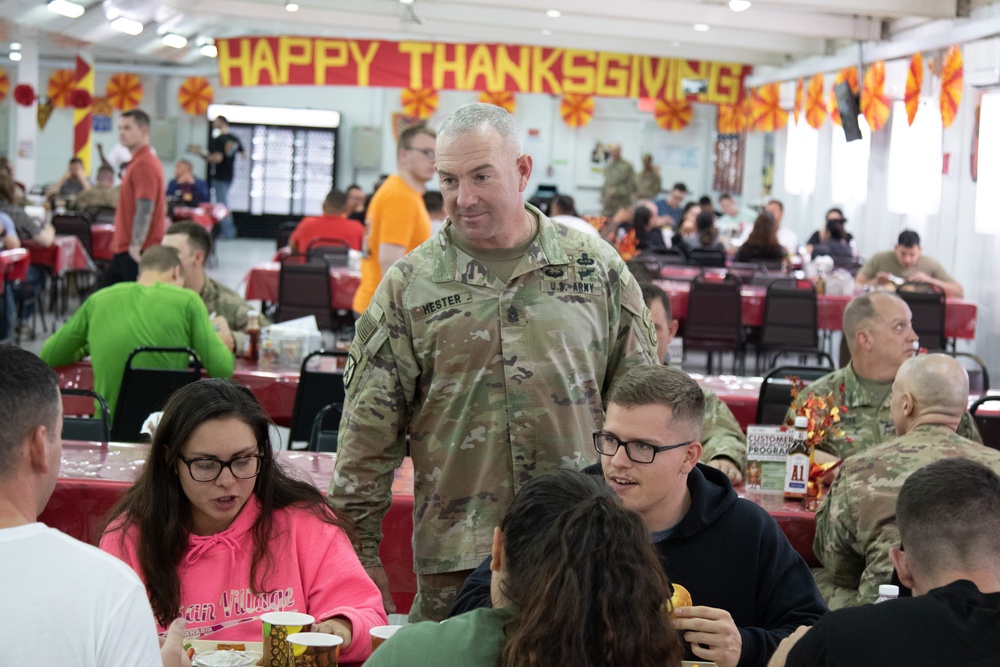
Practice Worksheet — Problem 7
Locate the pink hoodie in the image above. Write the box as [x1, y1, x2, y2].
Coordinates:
[100, 495, 386, 664]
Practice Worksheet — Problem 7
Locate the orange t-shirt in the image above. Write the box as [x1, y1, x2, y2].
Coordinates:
[353, 174, 431, 314]
[289, 215, 364, 253]
[111, 144, 166, 254]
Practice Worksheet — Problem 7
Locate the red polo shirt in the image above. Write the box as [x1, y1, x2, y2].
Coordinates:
[112, 144, 166, 254]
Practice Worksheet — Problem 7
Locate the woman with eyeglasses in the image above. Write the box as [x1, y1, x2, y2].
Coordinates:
[99, 379, 386, 662]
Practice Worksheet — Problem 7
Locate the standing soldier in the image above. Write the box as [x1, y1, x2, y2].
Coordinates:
[600, 143, 637, 217]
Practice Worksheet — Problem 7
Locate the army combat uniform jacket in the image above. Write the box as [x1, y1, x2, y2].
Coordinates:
[331, 205, 658, 575]
[785, 363, 981, 460]
[812, 424, 1000, 609]
[200, 276, 269, 353]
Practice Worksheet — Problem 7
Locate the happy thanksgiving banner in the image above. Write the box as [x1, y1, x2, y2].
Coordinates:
[215, 36, 751, 104]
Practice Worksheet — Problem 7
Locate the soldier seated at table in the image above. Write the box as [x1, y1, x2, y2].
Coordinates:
[163, 221, 269, 355]
[73, 165, 120, 211]
[452, 365, 827, 667]
[770, 457, 1000, 667]
[38, 245, 234, 420]
[785, 292, 980, 463]
[642, 282, 747, 484]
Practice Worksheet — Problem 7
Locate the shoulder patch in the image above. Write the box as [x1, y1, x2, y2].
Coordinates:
[343, 350, 359, 388]
[355, 302, 384, 345]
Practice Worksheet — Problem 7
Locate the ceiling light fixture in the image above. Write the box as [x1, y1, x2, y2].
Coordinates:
[693, 23, 710, 31]
[195, 36, 215, 46]
[161, 33, 188, 49]
[729, 0, 751, 11]
[546, 9, 561, 18]
[110, 17, 143, 35]
[541, 29, 552, 35]
[48, 0, 85, 19]
[399, 0, 415, 4]
[9, 52, 22, 62]
[200, 44, 218, 58]
[10, 42, 21, 51]
[285, 1, 299, 10]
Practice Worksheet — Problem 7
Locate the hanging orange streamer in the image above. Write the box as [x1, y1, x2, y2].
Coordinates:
[793, 78, 804, 125]
[751, 84, 787, 132]
[860, 61, 890, 132]
[400, 88, 439, 120]
[654, 99, 693, 131]
[829, 67, 859, 127]
[804, 75, 826, 129]
[178, 77, 214, 116]
[716, 102, 749, 134]
[560, 94, 594, 128]
[47, 69, 76, 108]
[0, 70, 8, 103]
[940, 45, 963, 129]
[106, 72, 143, 112]
[478, 90, 516, 114]
[905, 53, 923, 126]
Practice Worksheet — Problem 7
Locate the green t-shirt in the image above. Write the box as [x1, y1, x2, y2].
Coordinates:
[366, 607, 514, 667]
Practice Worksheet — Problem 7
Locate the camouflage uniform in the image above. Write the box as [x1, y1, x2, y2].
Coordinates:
[784, 363, 982, 459]
[636, 167, 662, 201]
[600, 158, 638, 217]
[200, 276, 270, 353]
[812, 424, 1000, 609]
[701, 390, 747, 470]
[73, 186, 120, 211]
[331, 204, 657, 621]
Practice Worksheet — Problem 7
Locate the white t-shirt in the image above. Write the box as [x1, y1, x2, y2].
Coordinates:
[0, 523, 162, 666]
[552, 214, 600, 238]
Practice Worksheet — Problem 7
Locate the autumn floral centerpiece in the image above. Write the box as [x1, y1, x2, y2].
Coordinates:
[788, 377, 850, 509]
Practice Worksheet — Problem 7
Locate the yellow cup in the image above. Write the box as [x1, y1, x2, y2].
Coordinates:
[369, 625, 403, 653]
[261, 611, 315, 667]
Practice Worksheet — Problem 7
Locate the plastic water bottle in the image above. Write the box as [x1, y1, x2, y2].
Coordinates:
[875, 584, 899, 603]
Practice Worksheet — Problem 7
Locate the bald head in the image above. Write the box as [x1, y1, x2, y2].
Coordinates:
[890, 354, 969, 435]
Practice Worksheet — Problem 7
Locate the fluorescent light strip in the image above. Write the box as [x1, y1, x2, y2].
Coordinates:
[48, 0, 85, 19]
[200, 44, 218, 58]
[111, 17, 144, 35]
[161, 33, 188, 49]
[207, 103, 341, 128]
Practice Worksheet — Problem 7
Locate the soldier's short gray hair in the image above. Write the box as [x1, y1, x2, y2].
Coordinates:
[842, 292, 905, 350]
[897, 457, 1000, 574]
[438, 103, 521, 158]
[607, 365, 704, 438]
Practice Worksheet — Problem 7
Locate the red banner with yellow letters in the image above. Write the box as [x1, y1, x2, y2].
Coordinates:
[215, 36, 751, 105]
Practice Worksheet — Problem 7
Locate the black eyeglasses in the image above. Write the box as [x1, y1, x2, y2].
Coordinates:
[405, 147, 435, 160]
[593, 431, 693, 464]
[178, 453, 263, 482]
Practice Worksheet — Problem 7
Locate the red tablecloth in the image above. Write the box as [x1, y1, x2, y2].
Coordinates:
[0, 247, 31, 294]
[655, 279, 978, 340]
[24, 234, 97, 275]
[244, 262, 360, 312]
[172, 203, 223, 233]
[40, 441, 418, 613]
[91, 223, 114, 261]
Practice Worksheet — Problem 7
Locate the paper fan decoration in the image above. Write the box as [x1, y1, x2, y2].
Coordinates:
[654, 99, 693, 131]
[860, 61, 890, 132]
[905, 53, 923, 126]
[751, 84, 788, 132]
[47, 69, 76, 108]
[560, 94, 594, 128]
[106, 72, 143, 112]
[92, 96, 113, 117]
[829, 67, 859, 126]
[940, 45, 963, 129]
[805, 75, 827, 129]
[0, 70, 8, 103]
[178, 77, 214, 116]
[400, 88, 438, 120]
[478, 90, 516, 114]
[793, 78, 804, 125]
[716, 102, 749, 134]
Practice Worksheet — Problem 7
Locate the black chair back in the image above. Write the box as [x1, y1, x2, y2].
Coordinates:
[970, 396, 1000, 452]
[307, 238, 351, 267]
[85, 206, 117, 226]
[725, 262, 761, 284]
[684, 273, 744, 374]
[60, 387, 111, 442]
[111, 347, 203, 443]
[290, 350, 348, 444]
[759, 281, 819, 353]
[948, 352, 990, 394]
[276, 221, 299, 250]
[898, 281, 947, 351]
[756, 365, 833, 425]
[276, 255, 336, 329]
[309, 401, 343, 452]
[52, 213, 94, 258]
[689, 248, 726, 268]
[767, 348, 836, 371]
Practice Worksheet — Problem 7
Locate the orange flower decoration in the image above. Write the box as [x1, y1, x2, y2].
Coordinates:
[0, 70, 8, 103]
[793, 78, 804, 125]
[940, 45, 963, 129]
[829, 66, 859, 127]
[400, 88, 438, 120]
[616, 228, 639, 261]
[106, 72, 143, 112]
[804, 75, 827, 129]
[788, 378, 850, 449]
[560, 94, 594, 128]
[47, 69, 76, 108]
[178, 77, 214, 116]
[751, 84, 788, 132]
[716, 102, 748, 134]
[478, 90, 516, 114]
[861, 61, 890, 132]
[905, 53, 924, 126]
[655, 99, 693, 131]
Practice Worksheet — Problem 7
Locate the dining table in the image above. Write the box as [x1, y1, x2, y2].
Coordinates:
[243, 262, 360, 312]
[90, 223, 115, 262]
[23, 234, 97, 276]
[0, 247, 31, 294]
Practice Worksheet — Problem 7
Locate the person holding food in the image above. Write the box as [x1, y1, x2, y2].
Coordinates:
[367, 469, 683, 667]
[854, 229, 963, 297]
[99, 379, 386, 664]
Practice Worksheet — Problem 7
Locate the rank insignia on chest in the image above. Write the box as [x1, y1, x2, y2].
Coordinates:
[576, 253, 596, 266]
[544, 268, 565, 279]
